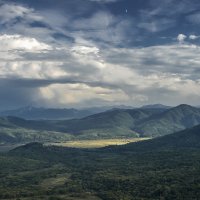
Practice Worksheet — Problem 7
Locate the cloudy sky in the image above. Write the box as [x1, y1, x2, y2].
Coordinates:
[0, 0, 200, 109]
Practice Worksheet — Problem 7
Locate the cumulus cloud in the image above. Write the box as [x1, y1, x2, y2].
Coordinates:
[177, 34, 187, 43]
[0, 34, 52, 52]
[189, 34, 199, 40]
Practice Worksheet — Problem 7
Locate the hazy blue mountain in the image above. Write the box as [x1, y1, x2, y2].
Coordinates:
[0, 106, 94, 120]
[0, 105, 135, 120]
[141, 104, 171, 109]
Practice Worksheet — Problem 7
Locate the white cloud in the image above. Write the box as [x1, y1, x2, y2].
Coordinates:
[39, 83, 127, 107]
[177, 34, 187, 43]
[189, 34, 199, 40]
[0, 3, 31, 23]
[0, 34, 52, 52]
[71, 45, 100, 56]
[0, 61, 67, 79]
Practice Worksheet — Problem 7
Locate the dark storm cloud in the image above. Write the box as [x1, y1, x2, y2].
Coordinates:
[0, 79, 41, 110]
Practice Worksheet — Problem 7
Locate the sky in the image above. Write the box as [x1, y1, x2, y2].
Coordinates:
[0, 0, 200, 109]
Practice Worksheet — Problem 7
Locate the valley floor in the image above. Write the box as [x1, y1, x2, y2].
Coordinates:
[47, 138, 150, 148]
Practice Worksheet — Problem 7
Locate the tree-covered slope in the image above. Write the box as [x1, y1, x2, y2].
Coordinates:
[135, 104, 200, 137]
[0, 117, 73, 144]
[120, 123, 200, 152]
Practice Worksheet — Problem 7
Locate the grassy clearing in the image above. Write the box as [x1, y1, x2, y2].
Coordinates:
[41, 173, 69, 189]
[49, 138, 150, 148]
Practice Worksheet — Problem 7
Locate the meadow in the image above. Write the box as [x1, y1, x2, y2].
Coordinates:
[48, 138, 150, 148]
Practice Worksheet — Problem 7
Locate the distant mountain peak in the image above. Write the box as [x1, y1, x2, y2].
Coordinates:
[171, 104, 198, 112]
[141, 104, 171, 109]
[175, 104, 195, 108]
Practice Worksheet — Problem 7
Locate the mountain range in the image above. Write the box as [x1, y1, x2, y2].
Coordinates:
[0, 105, 135, 120]
[0, 104, 170, 120]
[1, 104, 200, 144]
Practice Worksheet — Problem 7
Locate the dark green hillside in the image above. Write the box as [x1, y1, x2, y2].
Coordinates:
[9, 108, 162, 130]
[117, 123, 200, 152]
[51, 108, 162, 136]
[135, 104, 200, 137]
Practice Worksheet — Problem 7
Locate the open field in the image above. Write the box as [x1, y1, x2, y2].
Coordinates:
[0, 138, 150, 152]
[48, 138, 150, 148]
